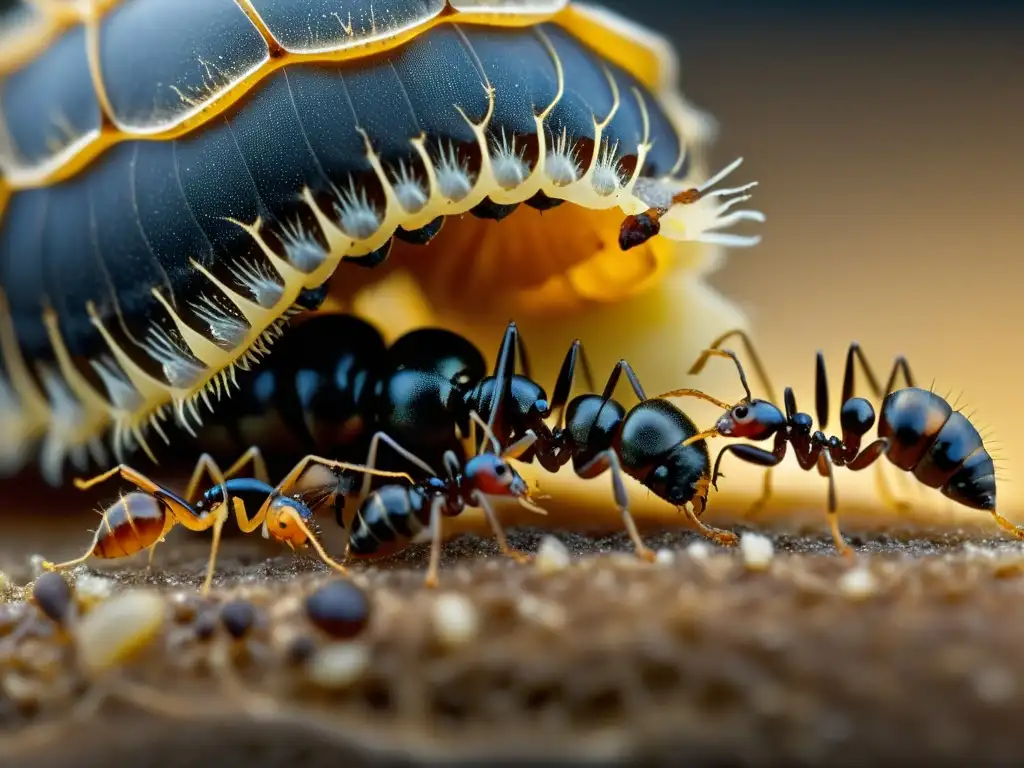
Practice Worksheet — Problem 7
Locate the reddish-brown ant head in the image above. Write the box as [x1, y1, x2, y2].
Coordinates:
[715, 400, 786, 441]
[464, 454, 529, 498]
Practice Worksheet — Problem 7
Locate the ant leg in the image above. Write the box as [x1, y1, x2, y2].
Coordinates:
[357, 431, 437, 503]
[468, 410, 502, 455]
[711, 439, 787, 491]
[746, 470, 775, 521]
[991, 512, 1024, 540]
[182, 451, 257, 504]
[816, 451, 854, 559]
[276, 453, 414, 504]
[549, 339, 595, 428]
[43, 511, 119, 572]
[575, 449, 655, 562]
[73, 464, 164, 494]
[841, 342, 915, 403]
[845, 438, 908, 512]
[473, 491, 532, 564]
[680, 503, 739, 547]
[688, 329, 777, 404]
[424, 496, 446, 588]
[484, 320, 521, 434]
[599, 359, 647, 404]
[224, 446, 270, 485]
[503, 431, 539, 461]
[874, 464, 911, 513]
[277, 506, 349, 575]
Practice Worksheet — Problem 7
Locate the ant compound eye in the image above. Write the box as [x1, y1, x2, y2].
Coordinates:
[732, 405, 754, 423]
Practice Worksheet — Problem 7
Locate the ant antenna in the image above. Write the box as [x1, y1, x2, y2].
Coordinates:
[698, 348, 753, 402]
[469, 410, 503, 456]
[688, 329, 776, 403]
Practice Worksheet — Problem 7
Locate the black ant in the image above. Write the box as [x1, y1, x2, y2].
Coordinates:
[342, 410, 547, 587]
[167, 312, 543, 484]
[683, 329, 1018, 556]
[42, 453, 412, 594]
[473, 324, 742, 560]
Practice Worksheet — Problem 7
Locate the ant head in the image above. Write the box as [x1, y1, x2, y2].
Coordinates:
[264, 496, 316, 549]
[464, 454, 529, 498]
[715, 399, 785, 441]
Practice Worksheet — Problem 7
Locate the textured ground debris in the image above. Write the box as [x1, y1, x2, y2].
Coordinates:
[3, 527, 1024, 766]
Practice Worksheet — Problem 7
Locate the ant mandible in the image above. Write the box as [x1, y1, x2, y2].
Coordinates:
[680, 329, 1018, 556]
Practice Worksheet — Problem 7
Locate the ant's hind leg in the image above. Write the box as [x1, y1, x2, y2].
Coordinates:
[847, 437, 909, 513]
[576, 450, 656, 562]
[990, 511, 1024, 540]
[357, 432, 437, 503]
[745, 469, 774, 520]
[73, 464, 163, 494]
[276, 453, 415, 502]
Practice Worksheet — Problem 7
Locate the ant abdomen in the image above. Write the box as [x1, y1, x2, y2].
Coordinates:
[878, 388, 954, 471]
[348, 485, 427, 557]
[93, 492, 167, 559]
[879, 387, 995, 510]
[941, 450, 996, 511]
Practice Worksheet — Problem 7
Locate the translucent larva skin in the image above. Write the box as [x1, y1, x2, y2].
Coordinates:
[0, 0, 757, 485]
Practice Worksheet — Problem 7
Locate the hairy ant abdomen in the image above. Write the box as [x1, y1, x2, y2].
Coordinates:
[92, 492, 168, 559]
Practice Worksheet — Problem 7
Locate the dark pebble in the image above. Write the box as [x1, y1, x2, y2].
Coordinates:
[304, 580, 371, 639]
[220, 600, 258, 639]
[31, 572, 74, 624]
[286, 635, 317, 665]
[193, 611, 218, 641]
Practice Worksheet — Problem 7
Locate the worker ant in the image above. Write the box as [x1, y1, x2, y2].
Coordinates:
[170, 312, 550, 485]
[683, 329, 1018, 555]
[42, 452, 413, 594]
[471, 324, 742, 560]
[342, 409, 548, 587]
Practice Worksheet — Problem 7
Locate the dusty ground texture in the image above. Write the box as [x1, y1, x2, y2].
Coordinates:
[3, 506, 1024, 768]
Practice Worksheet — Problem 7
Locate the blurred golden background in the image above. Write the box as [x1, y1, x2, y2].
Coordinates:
[679, 3, 1024, 527]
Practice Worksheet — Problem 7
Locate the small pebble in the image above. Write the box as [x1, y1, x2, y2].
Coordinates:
[534, 535, 570, 574]
[686, 541, 712, 560]
[73, 572, 117, 602]
[432, 593, 480, 648]
[29, 555, 48, 579]
[740, 532, 774, 571]
[838, 567, 878, 600]
[220, 599, 258, 639]
[305, 579, 371, 639]
[75, 590, 166, 678]
[655, 549, 675, 566]
[307, 643, 371, 689]
[193, 611, 218, 641]
[31, 572, 74, 625]
[286, 635, 317, 665]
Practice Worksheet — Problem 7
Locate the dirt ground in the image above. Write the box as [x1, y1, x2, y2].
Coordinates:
[3, 490, 1024, 768]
